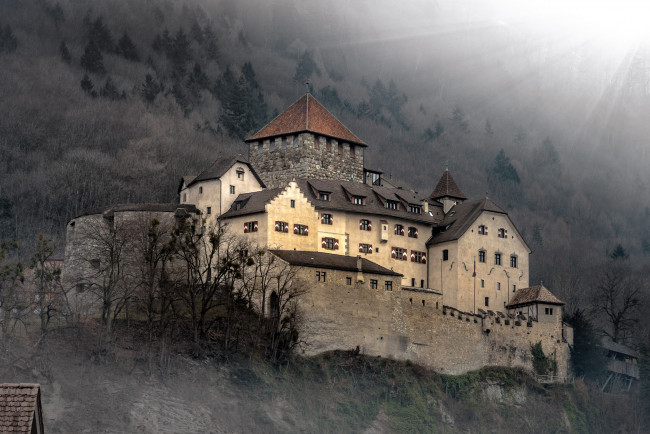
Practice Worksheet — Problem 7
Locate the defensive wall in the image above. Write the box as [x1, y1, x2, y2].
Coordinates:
[295, 266, 572, 376]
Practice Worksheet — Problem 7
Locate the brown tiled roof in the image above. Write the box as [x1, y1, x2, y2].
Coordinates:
[0, 383, 42, 433]
[270, 250, 401, 276]
[188, 155, 266, 188]
[506, 286, 564, 308]
[602, 339, 639, 358]
[426, 198, 510, 245]
[246, 94, 367, 146]
[429, 170, 467, 200]
[220, 179, 439, 225]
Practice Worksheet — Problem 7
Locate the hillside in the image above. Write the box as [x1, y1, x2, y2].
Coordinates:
[1, 1, 649, 347]
[3, 332, 645, 433]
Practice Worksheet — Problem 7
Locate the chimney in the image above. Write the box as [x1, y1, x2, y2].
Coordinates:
[356, 255, 365, 283]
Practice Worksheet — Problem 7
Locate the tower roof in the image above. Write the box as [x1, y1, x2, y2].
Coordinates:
[506, 285, 564, 308]
[246, 94, 367, 146]
[429, 169, 467, 200]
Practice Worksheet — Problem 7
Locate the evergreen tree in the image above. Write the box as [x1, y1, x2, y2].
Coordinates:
[100, 77, 121, 100]
[87, 17, 114, 52]
[485, 119, 494, 135]
[80, 74, 97, 97]
[566, 309, 608, 380]
[450, 107, 470, 134]
[141, 74, 162, 105]
[294, 50, 320, 83]
[117, 32, 139, 62]
[44, 2, 65, 29]
[489, 149, 520, 184]
[170, 29, 192, 76]
[80, 39, 106, 75]
[186, 63, 209, 100]
[610, 244, 629, 260]
[216, 64, 267, 139]
[152, 29, 172, 53]
[59, 40, 71, 63]
[0, 25, 18, 54]
[171, 80, 191, 116]
[190, 21, 204, 45]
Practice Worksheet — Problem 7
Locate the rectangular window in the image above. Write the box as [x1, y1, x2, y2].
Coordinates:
[395, 224, 404, 235]
[409, 204, 421, 214]
[350, 145, 355, 157]
[338, 143, 344, 155]
[206, 207, 211, 215]
[359, 243, 373, 254]
[411, 278, 416, 286]
[353, 196, 364, 205]
[497, 282, 501, 290]
[408, 226, 418, 238]
[244, 221, 258, 233]
[485, 297, 489, 307]
[512, 284, 516, 293]
[370, 279, 378, 289]
[359, 219, 371, 231]
[294, 224, 309, 236]
[236, 170, 245, 180]
[420, 279, 424, 288]
[275, 221, 289, 233]
[498, 228, 506, 238]
[319, 192, 330, 201]
[392, 247, 407, 261]
[478, 250, 486, 263]
[545, 307, 554, 315]
[385, 281, 393, 291]
[321, 213, 333, 225]
[478, 225, 487, 235]
[495, 253, 501, 265]
[316, 271, 326, 282]
[510, 255, 518, 268]
[346, 277, 352, 285]
[323, 237, 338, 250]
[199, 186, 203, 194]
[481, 279, 485, 288]
[386, 200, 398, 210]
[230, 185, 235, 194]
[290, 199, 295, 208]
[443, 249, 449, 261]
[411, 250, 426, 264]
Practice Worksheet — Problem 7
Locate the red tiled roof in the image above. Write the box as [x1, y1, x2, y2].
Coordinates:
[246, 94, 367, 146]
[0, 383, 42, 433]
[506, 286, 564, 308]
[429, 170, 467, 200]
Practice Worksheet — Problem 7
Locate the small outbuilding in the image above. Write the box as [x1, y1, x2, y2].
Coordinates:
[0, 383, 45, 433]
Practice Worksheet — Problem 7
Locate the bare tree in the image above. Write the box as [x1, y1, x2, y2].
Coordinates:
[592, 265, 645, 344]
[29, 234, 63, 340]
[0, 242, 25, 345]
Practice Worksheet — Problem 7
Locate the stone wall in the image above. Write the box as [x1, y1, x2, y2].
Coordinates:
[295, 266, 572, 377]
[248, 133, 364, 187]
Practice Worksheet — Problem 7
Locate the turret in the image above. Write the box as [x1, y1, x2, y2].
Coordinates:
[429, 167, 467, 214]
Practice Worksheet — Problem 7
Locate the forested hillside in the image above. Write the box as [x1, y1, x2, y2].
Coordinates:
[1, 0, 649, 345]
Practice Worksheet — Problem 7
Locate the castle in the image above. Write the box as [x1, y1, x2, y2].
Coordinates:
[65, 93, 573, 377]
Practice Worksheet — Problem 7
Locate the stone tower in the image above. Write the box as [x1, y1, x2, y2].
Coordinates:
[429, 168, 467, 214]
[246, 94, 366, 188]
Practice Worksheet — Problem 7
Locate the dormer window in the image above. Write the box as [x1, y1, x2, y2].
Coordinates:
[478, 225, 487, 235]
[353, 196, 364, 205]
[319, 192, 330, 201]
[409, 204, 421, 214]
[386, 200, 398, 210]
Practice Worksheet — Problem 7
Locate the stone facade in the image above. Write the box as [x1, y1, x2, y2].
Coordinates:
[248, 133, 364, 188]
[292, 265, 571, 376]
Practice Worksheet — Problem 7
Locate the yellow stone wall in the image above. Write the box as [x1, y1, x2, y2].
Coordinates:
[180, 163, 263, 227]
[429, 211, 530, 313]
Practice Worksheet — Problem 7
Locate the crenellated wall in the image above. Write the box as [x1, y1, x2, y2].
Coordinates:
[248, 133, 364, 188]
[295, 266, 572, 377]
